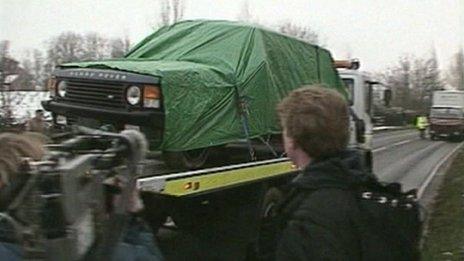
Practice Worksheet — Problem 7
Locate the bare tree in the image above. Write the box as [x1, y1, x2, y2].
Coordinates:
[0, 40, 10, 125]
[380, 55, 412, 109]
[380, 51, 444, 113]
[237, 0, 253, 22]
[82, 32, 108, 60]
[398, 56, 412, 108]
[0, 40, 11, 89]
[409, 49, 443, 111]
[19, 58, 34, 90]
[155, 0, 185, 28]
[46, 32, 85, 67]
[422, 49, 443, 110]
[278, 22, 320, 45]
[46, 31, 130, 65]
[447, 48, 464, 90]
[0, 40, 9, 62]
[410, 58, 428, 109]
[173, 0, 184, 23]
[0, 42, 27, 127]
[22, 49, 46, 89]
[110, 36, 131, 58]
[32, 49, 45, 88]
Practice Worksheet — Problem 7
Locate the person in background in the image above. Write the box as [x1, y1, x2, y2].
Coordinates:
[26, 109, 49, 134]
[415, 115, 428, 139]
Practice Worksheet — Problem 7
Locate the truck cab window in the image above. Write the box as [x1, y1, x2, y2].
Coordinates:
[364, 81, 373, 116]
[342, 78, 354, 105]
[431, 108, 463, 118]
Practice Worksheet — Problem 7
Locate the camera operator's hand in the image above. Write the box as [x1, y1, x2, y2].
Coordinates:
[104, 176, 144, 213]
[103, 176, 164, 261]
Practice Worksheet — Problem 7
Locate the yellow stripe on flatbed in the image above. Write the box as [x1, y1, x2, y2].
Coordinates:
[161, 161, 296, 196]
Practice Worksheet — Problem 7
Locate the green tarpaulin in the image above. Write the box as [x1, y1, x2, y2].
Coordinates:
[62, 20, 346, 151]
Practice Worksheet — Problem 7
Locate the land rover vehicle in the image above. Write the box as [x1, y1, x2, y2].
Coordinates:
[43, 20, 348, 168]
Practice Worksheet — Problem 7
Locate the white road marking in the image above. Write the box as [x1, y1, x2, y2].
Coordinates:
[374, 129, 416, 139]
[373, 138, 416, 153]
[417, 142, 464, 198]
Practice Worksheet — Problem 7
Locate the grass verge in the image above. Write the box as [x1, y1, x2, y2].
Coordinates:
[421, 148, 464, 260]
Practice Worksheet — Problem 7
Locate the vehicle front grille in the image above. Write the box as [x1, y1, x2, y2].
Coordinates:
[63, 79, 126, 108]
[67, 115, 78, 125]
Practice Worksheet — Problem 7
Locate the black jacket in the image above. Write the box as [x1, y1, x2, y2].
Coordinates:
[275, 150, 374, 261]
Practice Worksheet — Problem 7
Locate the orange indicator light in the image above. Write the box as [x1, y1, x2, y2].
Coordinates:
[144, 86, 160, 99]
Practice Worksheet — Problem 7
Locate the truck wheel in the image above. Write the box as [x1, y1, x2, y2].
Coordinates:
[460, 133, 464, 141]
[164, 148, 210, 169]
[430, 134, 437, 140]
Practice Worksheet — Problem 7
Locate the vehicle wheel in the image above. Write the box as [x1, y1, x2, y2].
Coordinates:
[419, 129, 425, 139]
[460, 133, 464, 142]
[163, 148, 210, 169]
[430, 134, 436, 140]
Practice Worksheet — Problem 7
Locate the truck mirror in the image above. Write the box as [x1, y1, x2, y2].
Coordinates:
[384, 89, 392, 107]
[355, 118, 366, 144]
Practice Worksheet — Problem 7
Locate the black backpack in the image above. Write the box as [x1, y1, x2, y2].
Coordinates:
[351, 178, 423, 261]
[255, 180, 423, 261]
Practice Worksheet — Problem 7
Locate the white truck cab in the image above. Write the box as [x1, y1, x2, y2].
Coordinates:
[429, 90, 464, 139]
[335, 59, 380, 171]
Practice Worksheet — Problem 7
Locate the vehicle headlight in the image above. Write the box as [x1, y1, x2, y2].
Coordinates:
[126, 86, 141, 105]
[57, 81, 67, 97]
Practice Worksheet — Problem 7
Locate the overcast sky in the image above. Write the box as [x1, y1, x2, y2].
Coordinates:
[1, 0, 463, 72]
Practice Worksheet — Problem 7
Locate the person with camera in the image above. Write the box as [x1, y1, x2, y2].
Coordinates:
[0, 132, 47, 260]
[0, 132, 164, 260]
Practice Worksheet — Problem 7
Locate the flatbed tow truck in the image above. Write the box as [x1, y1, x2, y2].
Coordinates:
[130, 59, 381, 259]
[41, 21, 387, 259]
[42, 62, 381, 259]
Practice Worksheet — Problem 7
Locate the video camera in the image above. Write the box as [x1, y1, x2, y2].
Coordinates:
[2, 127, 148, 260]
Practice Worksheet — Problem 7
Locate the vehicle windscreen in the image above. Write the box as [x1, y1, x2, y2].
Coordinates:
[341, 78, 354, 105]
[430, 108, 463, 118]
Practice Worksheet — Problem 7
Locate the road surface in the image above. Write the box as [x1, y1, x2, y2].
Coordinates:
[372, 129, 463, 196]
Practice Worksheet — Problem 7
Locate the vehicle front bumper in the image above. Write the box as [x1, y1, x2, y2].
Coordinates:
[42, 100, 164, 127]
[429, 124, 463, 136]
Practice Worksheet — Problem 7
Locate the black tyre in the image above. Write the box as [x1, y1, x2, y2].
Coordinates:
[419, 129, 425, 139]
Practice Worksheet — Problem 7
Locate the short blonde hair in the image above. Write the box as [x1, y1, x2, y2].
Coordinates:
[277, 85, 349, 159]
[0, 132, 47, 186]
